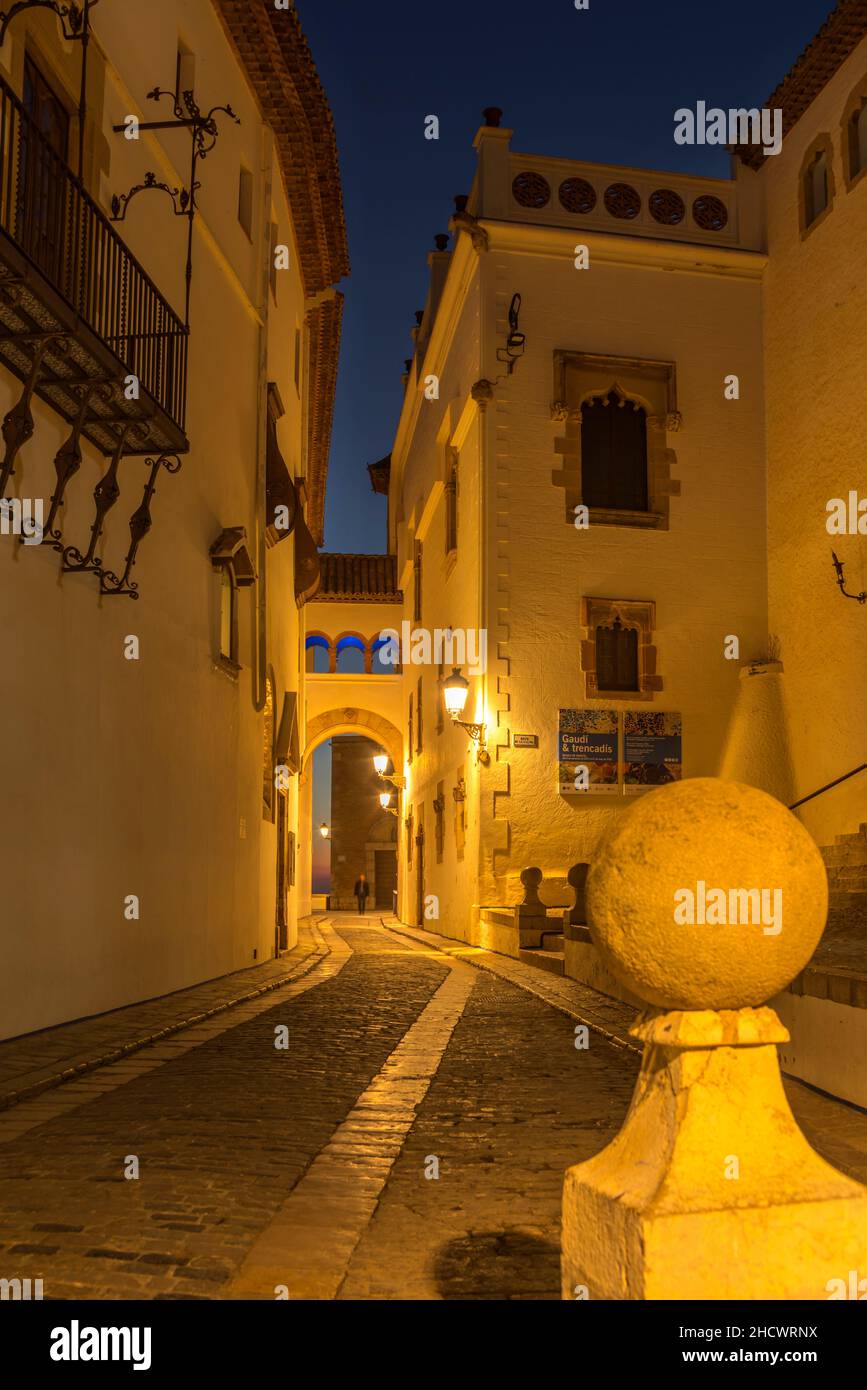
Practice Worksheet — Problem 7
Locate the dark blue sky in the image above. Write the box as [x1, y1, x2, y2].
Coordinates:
[296, 0, 837, 553]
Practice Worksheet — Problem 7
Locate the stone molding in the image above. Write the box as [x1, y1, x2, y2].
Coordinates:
[551, 351, 680, 531]
[580, 596, 662, 701]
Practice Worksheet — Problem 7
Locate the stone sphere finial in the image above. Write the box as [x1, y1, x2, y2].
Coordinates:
[586, 778, 827, 1010]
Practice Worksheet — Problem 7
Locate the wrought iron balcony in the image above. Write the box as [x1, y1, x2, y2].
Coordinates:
[0, 69, 188, 459]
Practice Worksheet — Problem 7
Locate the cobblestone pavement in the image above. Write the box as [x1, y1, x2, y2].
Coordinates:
[1, 913, 866, 1301]
[0, 919, 327, 1109]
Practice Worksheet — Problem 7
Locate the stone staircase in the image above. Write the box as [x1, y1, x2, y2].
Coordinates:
[816, 823, 867, 968]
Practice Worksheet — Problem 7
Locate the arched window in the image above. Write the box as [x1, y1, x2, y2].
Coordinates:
[371, 635, 398, 675]
[849, 100, 867, 181]
[804, 148, 829, 226]
[581, 390, 648, 512]
[335, 635, 366, 674]
[305, 634, 331, 673]
[596, 617, 639, 693]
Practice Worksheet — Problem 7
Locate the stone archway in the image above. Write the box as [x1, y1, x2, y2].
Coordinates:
[304, 707, 403, 772]
[299, 708, 404, 917]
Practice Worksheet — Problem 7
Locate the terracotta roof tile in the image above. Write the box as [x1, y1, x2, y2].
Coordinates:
[733, 0, 867, 168]
[315, 553, 402, 602]
[211, 0, 349, 291]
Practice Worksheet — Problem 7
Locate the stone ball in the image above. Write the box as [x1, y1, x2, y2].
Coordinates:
[586, 778, 827, 1010]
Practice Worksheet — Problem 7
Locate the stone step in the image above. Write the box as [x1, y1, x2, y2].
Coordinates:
[826, 869, 867, 889]
[540, 930, 565, 953]
[518, 947, 565, 977]
[822, 844, 867, 868]
[835, 830, 867, 844]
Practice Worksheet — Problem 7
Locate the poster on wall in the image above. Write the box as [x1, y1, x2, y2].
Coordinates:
[558, 709, 619, 794]
[623, 711, 682, 793]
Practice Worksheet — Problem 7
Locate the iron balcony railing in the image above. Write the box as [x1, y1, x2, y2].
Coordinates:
[0, 72, 187, 433]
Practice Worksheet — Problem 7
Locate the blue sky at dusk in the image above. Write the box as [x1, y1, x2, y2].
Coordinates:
[296, 0, 836, 554]
[301, 0, 837, 890]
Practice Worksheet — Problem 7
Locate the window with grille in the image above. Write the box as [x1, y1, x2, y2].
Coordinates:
[804, 150, 829, 225]
[581, 391, 648, 512]
[595, 617, 639, 692]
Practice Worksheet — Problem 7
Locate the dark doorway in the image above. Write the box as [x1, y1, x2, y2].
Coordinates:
[275, 791, 292, 953]
[415, 826, 425, 926]
[374, 849, 396, 908]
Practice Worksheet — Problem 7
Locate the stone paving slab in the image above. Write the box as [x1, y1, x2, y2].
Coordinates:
[382, 917, 867, 1189]
[382, 918, 640, 1052]
[0, 917, 328, 1111]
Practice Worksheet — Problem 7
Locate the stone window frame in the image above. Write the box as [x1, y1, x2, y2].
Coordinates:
[798, 134, 836, 239]
[841, 75, 867, 193]
[580, 597, 662, 702]
[551, 351, 681, 532]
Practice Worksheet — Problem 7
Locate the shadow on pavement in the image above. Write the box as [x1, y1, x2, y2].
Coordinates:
[433, 1229, 560, 1300]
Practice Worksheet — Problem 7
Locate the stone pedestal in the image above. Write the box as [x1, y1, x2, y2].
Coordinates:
[562, 1006, 867, 1299]
[562, 777, 867, 1301]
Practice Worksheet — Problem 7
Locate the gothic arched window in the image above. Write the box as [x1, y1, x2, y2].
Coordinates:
[581, 391, 648, 512]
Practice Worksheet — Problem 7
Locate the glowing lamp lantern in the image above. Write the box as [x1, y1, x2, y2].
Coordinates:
[319, 822, 329, 839]
[373, 751, 389, 776]
[443, 667, 470, 719]
[379, 791, 393, 811]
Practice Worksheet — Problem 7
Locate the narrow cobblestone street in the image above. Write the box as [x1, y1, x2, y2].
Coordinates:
[2, 914, 867, 1302]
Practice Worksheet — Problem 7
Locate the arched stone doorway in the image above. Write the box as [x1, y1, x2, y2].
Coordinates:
[297, 708, 403, 917]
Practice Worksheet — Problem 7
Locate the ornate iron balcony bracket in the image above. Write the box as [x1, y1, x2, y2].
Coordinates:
[62, 422, 133, 575]
[0, 337, 60, 498]
[832, 550, 866, 605]
[42, 383, 107, 548]
[110, 171, 195, 223]
[100, 453, 181, 599]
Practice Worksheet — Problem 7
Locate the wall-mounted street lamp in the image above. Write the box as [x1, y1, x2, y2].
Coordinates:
[832, 551, 866, 605]
[379, 791, 399, 817]
[319, 822, 330, 839]
[442, 668, 490, 765]
[373, 749, 405, 789]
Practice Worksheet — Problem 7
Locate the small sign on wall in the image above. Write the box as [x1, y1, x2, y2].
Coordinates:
[513, 733, 538, 748]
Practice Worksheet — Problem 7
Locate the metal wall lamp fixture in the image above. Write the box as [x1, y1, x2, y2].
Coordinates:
[496, 292, 526, 376]
[372, 750, 405, 789]
[832, 551, 866, 605]
[442, 668, 490, 765]
[378, 791, 399, 817]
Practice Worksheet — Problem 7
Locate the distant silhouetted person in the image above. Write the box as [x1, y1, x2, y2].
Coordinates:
[354, 874, 369, 914]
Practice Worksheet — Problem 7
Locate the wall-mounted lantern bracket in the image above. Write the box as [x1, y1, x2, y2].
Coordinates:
[111, 85, 240, 327]
[832, 550, 866, 604]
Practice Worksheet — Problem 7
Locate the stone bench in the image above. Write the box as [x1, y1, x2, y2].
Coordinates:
[515, 864, 589, 950]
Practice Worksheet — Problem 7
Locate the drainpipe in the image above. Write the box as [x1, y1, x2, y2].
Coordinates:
[253, 125, 274, 712]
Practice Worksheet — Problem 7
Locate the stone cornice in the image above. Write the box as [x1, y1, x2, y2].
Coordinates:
[477, 219, 768, 278]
